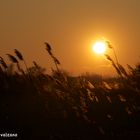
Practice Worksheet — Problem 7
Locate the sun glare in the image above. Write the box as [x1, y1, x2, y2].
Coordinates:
[92, 41, 107, 54]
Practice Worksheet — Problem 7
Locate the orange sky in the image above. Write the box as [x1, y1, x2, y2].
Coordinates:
[0, 0, 140, 76]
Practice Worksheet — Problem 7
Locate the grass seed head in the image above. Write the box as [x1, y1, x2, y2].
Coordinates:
[0, 56, 8, 69]
[45, 42, 52, 55]
[53, 56, 60, 65]
[6, 54, 18, 63]
[14, 49, 23, 60]
[106, 40, 113, 49]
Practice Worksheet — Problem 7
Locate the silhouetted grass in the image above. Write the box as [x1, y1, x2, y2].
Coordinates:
[0, 43, 140, 139]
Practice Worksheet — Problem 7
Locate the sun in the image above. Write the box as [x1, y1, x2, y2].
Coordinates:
[92, 41, 107, 54]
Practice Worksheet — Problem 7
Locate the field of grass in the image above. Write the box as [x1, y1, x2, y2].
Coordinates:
[0, 43, 140, 139]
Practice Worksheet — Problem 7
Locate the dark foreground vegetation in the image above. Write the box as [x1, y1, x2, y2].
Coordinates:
[0, 43, 140, 139]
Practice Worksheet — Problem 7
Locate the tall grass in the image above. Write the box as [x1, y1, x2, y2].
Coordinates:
[0, 42, 140, 139]
[45, 42, 60, 72]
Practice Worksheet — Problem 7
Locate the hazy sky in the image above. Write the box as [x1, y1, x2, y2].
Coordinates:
[0, 0, 140, 76]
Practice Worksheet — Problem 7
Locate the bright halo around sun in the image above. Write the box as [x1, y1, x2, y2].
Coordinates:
[92, 41, 107, 54]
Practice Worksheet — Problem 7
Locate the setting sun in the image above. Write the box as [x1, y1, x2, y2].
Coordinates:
[92, 41, 107, 54]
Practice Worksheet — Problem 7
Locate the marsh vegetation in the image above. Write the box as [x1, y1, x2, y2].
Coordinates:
[0, 42, 140, 139]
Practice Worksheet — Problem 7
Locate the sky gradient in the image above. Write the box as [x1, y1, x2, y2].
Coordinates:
[0, 0, 140, 76]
